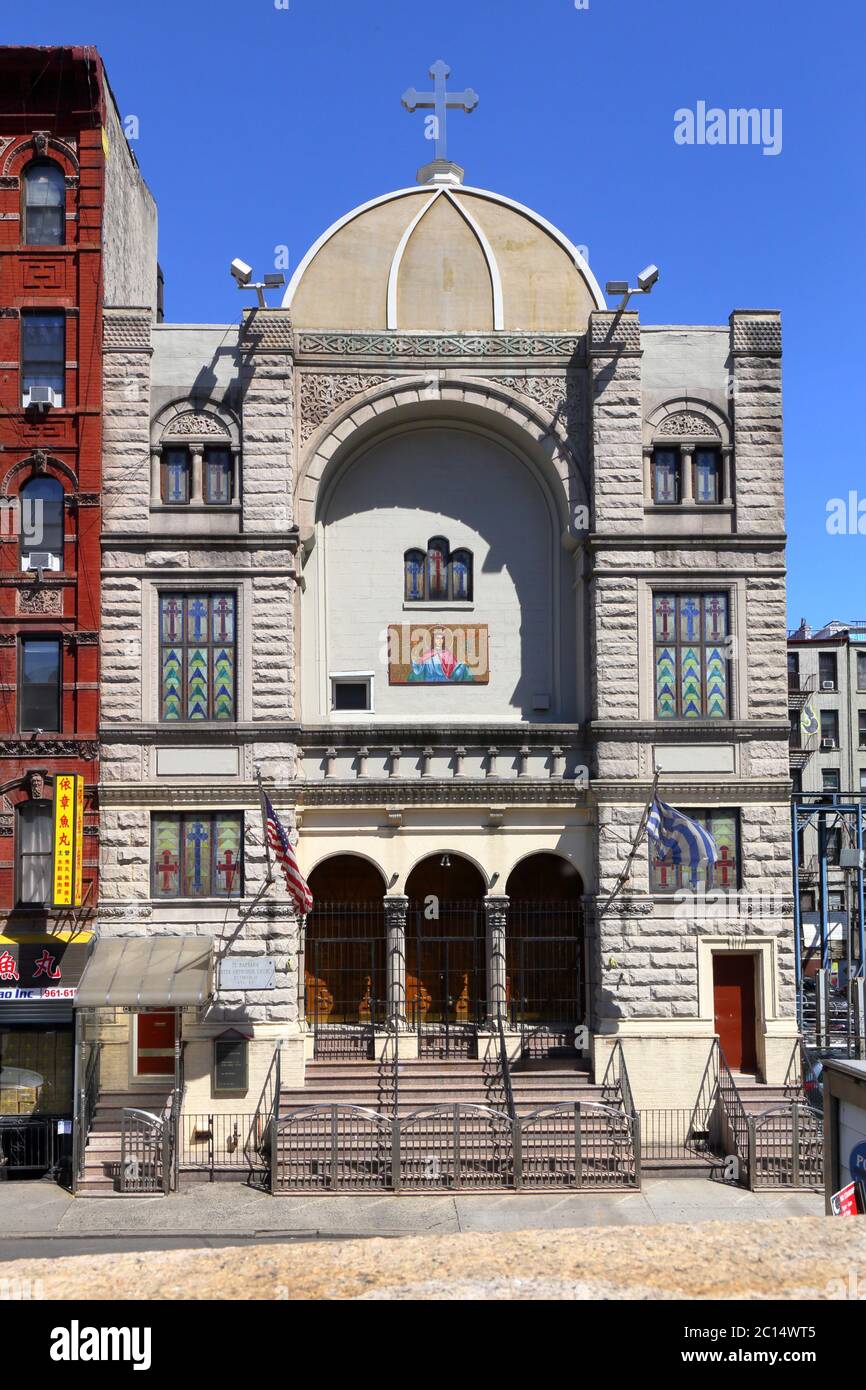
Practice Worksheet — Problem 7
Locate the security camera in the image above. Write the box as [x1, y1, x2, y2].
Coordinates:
[230, 258, 253, 286]
[637, 264, 660, 292]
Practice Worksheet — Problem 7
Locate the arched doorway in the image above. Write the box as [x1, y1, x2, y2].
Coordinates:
[406, 855, 487, 1057]
[305, 856, 386, 1058]
[505, 854, 585, 1057]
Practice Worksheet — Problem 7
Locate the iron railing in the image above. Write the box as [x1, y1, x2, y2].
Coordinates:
[245, 1041, 282, 1180]
[180, 1113, 252, 1179]
[496, 1012, 515, 1121]
[0, 1116, 70, 1177]
[377, 1011, 399, 1119]
[639, 1108, 713, 1163]
[73, 1038, 101, 1190]
[269, 1101, 640, 1194]
[119, 1108, 170, 1194]
[748, 1102, 824, 1190]
[690, 1038, 750, 1182]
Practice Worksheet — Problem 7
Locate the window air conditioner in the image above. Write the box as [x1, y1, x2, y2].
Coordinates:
[821, 681, 836, 690]
[23, 551, 60, 573]
[820, 738, 837, 749]
[22, 386, 62, 410]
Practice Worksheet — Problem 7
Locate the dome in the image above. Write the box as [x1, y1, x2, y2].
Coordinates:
[284, 179, 605, 333]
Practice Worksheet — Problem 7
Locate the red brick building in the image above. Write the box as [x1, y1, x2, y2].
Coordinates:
[0, 47, 156, 1132]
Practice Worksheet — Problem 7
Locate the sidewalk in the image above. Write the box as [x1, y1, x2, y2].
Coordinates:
[0, 1177, 824, 1248]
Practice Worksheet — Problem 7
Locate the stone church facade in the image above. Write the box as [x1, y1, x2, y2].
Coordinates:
[93, 158, 795, 1116]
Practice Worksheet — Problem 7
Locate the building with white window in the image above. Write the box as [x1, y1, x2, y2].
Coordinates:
[74, 104, 797, 1191]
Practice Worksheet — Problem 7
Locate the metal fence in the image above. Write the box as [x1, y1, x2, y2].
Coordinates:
[180, 1114, 254, 1180]
[748, 1102, 824, 1190]
[639, 1108, 712, 1162]
[0, 1116, 70, 1178]
[269, 1101, 639, 1194]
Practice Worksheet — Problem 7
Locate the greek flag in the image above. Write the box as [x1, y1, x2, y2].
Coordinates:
[646, 799, 720, 876]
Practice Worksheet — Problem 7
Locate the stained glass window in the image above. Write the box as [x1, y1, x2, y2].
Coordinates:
[654, 592, 730, 719]
[650, 809, 739, 892]
[695, 449, 721, 504]
[160, 592, 236, 722]
[404, 549, 425, 602]
[204, 447, 233, 505]
[652, 449, 680, 504]
[162, 448, 190, 504]
[151, 813, 243, 898]
[426, 537, 449, 601]
[451, 549, 473, 601]
[404, 538, 474, 602]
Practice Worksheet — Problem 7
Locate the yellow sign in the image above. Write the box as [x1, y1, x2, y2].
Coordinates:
[101, 125, 110, 158]
[52, 774, 82, 908]
[74, 776, 85, 907]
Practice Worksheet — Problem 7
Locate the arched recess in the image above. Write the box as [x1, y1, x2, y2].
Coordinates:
[297, 375, 589, 545]
[150, 399, 240, 450]
[2, 452, 77, 499]
[298, 382, 586, 724]
[304, 854, 387, 1042]
[405, 853, 487, 1041]
[643, 397, 731, 449]
[504, 852, 585, 1055]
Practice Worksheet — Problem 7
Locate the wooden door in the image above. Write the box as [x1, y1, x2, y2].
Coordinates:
[713, 955, 757, 1072]
[135, 1011, 176, 1076]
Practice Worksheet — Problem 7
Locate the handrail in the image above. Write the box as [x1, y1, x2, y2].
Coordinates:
[244, 1041, 281, 1173]
[378, 1004, 400, 1119]
[601, 1039, 638, 1118]
[691, 1037, 750, 1179]
[73, 1038, 101, 1190]
[496, 1012, 516, 1122]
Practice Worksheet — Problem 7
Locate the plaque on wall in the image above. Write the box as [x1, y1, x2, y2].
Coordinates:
[213, 1030, 249, 1094]
[219, 958, 275, 991]
[387, 623, 489, 685]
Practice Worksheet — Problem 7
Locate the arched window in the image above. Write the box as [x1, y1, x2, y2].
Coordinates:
[404, 549, 425, 602]
[426, 537, 450, 601]
[404, 538, 474, 602]
[451, 548, 473, 602]
[23, 161, 65, 246]
[20, 476, 65, 572]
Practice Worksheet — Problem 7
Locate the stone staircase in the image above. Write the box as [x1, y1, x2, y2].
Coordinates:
[76, 1087, 172, 1196]
[278, 1054, 606, 1119]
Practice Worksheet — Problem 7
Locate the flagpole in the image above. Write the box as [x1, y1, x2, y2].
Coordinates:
[597, 765, 662, 918]
[255, 765, 275, 886]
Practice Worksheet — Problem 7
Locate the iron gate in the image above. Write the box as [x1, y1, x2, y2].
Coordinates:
[119, 1108, 170, 1194]
[506, 903, 585, 1057]
[305, 903, 386, 1059]
[408, 901, 486, 1057]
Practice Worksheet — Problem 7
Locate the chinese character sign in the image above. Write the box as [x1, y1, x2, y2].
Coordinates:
[52, 775, 84, 908]
[73, 775, 84, 907]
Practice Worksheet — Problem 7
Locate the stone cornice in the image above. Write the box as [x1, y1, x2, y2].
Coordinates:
[593, 720, 790, 741]
[100, 529, 300, 551]
[593, 779, 792, 802]
[100, 723, 301, 743]
[297, 723, 584, 747]
[296, 332, 585, 364]
[588, 533, 787, 552]
[295, 779, 585, 807]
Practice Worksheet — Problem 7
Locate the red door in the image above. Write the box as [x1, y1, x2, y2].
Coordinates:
[713, 955, 757, 1072]
[135, 1011, 176, 1076]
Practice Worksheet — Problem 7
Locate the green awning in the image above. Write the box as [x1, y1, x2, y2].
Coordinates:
[75, 937, 213, 1008]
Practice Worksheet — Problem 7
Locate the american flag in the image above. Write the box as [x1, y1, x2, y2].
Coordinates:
[260, 791, 313, 914]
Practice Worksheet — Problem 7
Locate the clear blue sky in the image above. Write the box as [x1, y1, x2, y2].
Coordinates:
[7, 0, 865, 625]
